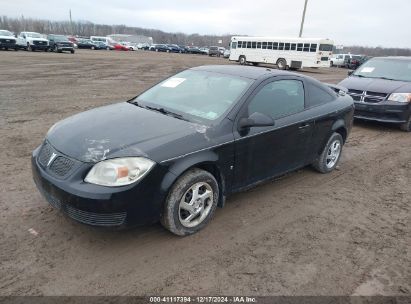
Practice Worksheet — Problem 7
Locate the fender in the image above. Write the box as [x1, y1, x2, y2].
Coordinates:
[160, 150, 228, 207]
[316, 118, 347, 156]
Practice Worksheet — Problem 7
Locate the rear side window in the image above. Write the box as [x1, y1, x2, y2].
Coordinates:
[248, 80, 305, 120]
[306, 83, 335, 107]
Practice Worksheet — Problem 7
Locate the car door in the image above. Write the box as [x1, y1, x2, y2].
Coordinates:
[232, 76, 314, 190]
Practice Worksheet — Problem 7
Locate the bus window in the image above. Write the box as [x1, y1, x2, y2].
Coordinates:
[231, 42, 237, 49]
[267, 42, 273, 50]
[285, 43, 290, 50]
[262, 42, 267, 49]
[291, 43, 296, 50]
[257, 42, 261, 48]
[252, 42, 256, 49]
[272, 42, 278, 50]
[237, 41, 242, 48]
[279, 42, 284, 50]
[303, 43, 310, 52]
[319, 44, 333, 51]
[310, 44, 317, 52]
[247, 41, 252, 48]
[297, 43, 303, 51]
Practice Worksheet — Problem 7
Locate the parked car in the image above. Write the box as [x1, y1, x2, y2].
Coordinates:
[166, 44, 183, 53]
[330, 54, 361, 67]
[76, 39, 97, 49]
[339, 56, 411, 131]
[121, 42, 137, 51]
[139, 43, 150, 50]
[112, 43, 129, 51]
[218, 47, 226, 55]
[199, 47, 209, 55]
[187, 46, 202, 54]
[223, 49, 231, 58]
[347, 55, 371, 70]
[0, 30, 18, 51]
[178, 45, 189, 53]
[32, 65, 354, 236]
[17, 32, 49, 51]
[47, 34, 75, 53]
[208, 46, 220, 57]
[150, 44, 169, 52]
[90, 41, 112, 50]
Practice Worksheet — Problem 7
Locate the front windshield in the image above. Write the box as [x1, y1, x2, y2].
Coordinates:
[135, 70, 253, 124]
[0, 30, 13, 36]
[52, 35, 69, 42]
[353, 58, 411, 82]
[26, 32, 42, 38]
[319, 44, 333, 51]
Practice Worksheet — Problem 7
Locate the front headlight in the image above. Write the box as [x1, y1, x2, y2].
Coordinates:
[387, 93, 411, 103]
[84, 157, 155, 187]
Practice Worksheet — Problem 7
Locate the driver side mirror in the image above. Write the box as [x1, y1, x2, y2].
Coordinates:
[348, 70, 354, 76]
[238, 112, 275, 130]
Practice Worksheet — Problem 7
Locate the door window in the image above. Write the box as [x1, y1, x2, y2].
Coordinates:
[248, 80, 305, 120]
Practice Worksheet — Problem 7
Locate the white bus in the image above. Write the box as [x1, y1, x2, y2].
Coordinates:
[229, 36, 334, 70]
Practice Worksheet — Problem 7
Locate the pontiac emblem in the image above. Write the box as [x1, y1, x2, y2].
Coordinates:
[47, 152, 57, 167]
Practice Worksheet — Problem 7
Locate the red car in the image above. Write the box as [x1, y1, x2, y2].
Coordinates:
[112, 43, 129, 51]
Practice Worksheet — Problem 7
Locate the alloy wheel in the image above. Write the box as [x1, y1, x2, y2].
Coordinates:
[326, 139, 341, 169]
[178, 182, 214, 228]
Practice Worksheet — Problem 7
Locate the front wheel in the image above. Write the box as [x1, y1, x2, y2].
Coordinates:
[400, 116, 411, 132]
[161, 168, 219, 236]
[312, 133, 343, 173]
[239, 56, 246, 65]
[276, 58, 287, 70]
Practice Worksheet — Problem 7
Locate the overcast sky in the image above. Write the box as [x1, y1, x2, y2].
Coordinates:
[2, 0, 410, 48]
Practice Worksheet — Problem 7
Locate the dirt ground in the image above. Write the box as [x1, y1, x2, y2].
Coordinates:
[0, 50, 409, 296]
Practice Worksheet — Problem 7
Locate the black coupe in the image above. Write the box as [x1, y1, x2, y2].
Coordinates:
[32, 65, 354, 235]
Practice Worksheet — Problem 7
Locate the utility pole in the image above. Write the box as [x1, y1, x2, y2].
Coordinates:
[69, 9, 73, 35]
[299, 0, 308, 37]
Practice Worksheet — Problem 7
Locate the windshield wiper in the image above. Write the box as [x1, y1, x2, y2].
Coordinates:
[145, 105, 188, 121]
[373, 76, 396, 81]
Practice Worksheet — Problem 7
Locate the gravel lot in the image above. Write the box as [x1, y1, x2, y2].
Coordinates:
[0, 50, 409, 296]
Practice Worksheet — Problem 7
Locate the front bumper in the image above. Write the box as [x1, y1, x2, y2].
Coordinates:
[354, 102, 410, 124]
[0, 42, 18, 49]
[31, 44, 49, 50]
[57, 46, 74, 51]
[32, 144, 170, 228]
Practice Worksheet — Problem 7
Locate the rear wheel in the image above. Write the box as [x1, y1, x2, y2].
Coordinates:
[70, 49, 75, 54]
[91, 46, 95, 50]
[313, 133, 343, 173]
[276, 58, 287, 70]
[239, 55, 246, 65]
[161, 168, 219, 236]
[400, 116, 411, 132]
[26, 44, 31, 51]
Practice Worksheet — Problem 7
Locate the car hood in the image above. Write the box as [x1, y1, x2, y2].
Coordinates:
[47, 102, 213, 163]
[0, 35, 16, 40]
[338, 76, 411, 94]
[27, 37, 48, 42]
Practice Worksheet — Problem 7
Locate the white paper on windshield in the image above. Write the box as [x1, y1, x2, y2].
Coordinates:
[361, 67, 375, 73]
[161, 78, 186, 88]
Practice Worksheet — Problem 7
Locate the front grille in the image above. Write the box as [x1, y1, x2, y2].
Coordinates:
[321, 57, 329, 61]
[347, 90, 388, 103]
[38, 142, 53, 167]
[49, 156, 75, 177]
[0, 38, 16, 44]
[33, 40, 46, 45]
[66, 205, 126, 227]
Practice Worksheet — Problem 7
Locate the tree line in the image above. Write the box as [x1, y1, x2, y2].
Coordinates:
[1, 15, 411, 55]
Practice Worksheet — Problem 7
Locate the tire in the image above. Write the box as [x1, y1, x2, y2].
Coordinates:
[91, 46, 95, 50]
[71, 50, 75, 54]
[312, 133, 344, 173]
[14, 47, 18, 51]
[54, 45, 58, 53]
[239, 55, 246, 65]
[106, 47, 110, 50]
[161, 168, 219, 236]
[276, 58, 287, 70]
[26, 44, 31, 51]
[330, 61, 334, 67]
[400, 116, 411, 132]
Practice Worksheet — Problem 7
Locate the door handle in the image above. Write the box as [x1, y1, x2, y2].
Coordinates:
[299, 123, 311, 129]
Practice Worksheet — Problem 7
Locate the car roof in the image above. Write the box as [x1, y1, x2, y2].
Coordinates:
[370, 56, 411, 61]
[190, 65, 291, 80]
